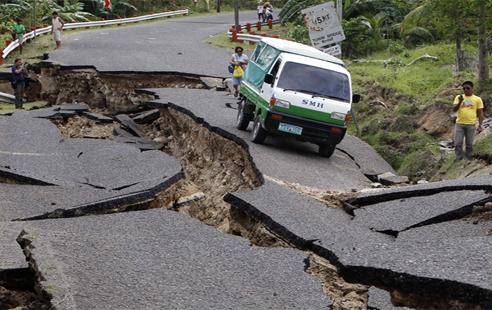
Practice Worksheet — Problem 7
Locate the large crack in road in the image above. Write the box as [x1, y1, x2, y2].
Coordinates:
[0, 64, 491, 309]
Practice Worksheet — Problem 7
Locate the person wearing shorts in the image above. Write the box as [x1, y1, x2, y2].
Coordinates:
[51, 12, 64, 49]
[230, 46, 249, 97]
[12, 19, 25, 54]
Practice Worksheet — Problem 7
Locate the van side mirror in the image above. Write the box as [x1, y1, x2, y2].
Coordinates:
[352, 94, 361, 103]
[264, 74, 274, 85]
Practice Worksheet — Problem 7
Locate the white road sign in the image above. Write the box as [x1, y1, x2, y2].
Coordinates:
[301, 2, 345, 49]
[322, 44, 341, 56]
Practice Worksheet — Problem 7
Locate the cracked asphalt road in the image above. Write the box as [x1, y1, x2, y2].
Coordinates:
[49, 12, 257, 76]
[0, 10, 490, 310]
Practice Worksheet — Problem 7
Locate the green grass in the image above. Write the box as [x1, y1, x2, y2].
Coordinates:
[0, 100, 48, 114]
[349, 43, 479, 104]
[474, 134, 492, 157]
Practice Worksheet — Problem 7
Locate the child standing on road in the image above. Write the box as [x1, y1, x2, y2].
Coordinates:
[12, 18, 26, 54]
[257, 2, 264, 22]
[51, 12, 64, 49]
[230, 46, 249, 98]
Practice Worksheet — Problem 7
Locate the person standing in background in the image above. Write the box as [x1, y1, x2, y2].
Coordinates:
[51, 12, 64, 49]
[11, 58, 28, 109]
[453, 81, 484, 161]
[230, 46, 249, 97]
[12, 18, 26, 54]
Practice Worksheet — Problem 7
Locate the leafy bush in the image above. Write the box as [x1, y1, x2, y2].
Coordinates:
[287, 24, 309, 44]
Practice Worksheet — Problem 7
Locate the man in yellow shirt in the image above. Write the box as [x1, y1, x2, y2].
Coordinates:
[453, 81, 484, 160]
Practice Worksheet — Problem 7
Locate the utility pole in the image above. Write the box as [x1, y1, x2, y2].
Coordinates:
[234, 0, 240, 32]
[216, 0, 221, 13]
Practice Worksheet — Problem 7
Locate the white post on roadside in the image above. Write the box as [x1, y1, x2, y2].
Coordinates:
[336, 0, 342, 58]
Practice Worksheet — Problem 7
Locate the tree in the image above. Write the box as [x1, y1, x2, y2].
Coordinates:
[476, 0, 489, 82]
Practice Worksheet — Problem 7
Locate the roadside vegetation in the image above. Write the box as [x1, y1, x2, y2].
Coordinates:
[207, 0, 492, 181]
[280, 0, 491, 181]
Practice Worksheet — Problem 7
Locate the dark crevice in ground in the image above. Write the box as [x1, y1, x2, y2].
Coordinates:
[0, 168, 55, 186]
[224, 192, 492, 309]
[0, 259, 51, 309]
[15, 174, 183, 221]
[350, 185, 492, 207]
[401, 195, 492, 232]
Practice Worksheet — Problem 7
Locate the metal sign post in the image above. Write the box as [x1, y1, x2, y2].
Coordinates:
[234, 0, 240, 32]
[301, 1, 345, 57]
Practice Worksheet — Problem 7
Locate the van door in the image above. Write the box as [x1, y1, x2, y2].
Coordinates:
[260, 58, 282, 104]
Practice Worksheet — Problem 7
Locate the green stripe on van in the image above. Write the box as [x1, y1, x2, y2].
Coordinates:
[240, 83, 345, 127]
[274, 105, 345, 126]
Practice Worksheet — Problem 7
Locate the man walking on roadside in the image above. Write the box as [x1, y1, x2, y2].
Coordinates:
[51, 12, 64, 49]
[453, 81, 484, 160]
[11, 58, 28, 109]
[11, 18, 26, 54]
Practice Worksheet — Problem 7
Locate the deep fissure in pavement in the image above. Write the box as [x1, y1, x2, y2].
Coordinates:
[13, 63, 489, 309]
[0, 236, 52, 309]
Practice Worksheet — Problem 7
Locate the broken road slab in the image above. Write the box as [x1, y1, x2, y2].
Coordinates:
[351, 174, 492, 206]
[352, 190, 491, 233]
[21, 209, 331, 309]
[131, 108, 160, 124]
[337, 135, 396, 177]
[59, 102, 89, 112]
[147, 88, 373, 191]
[397, 217, 491, 243]
[224, 180, 492, 306]
[115, 114, 146, 137]
[82, 111, 114, 123]
[0, 222, 27, 271]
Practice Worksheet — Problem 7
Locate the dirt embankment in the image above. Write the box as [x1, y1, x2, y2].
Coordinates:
[355, 80, 491, 181]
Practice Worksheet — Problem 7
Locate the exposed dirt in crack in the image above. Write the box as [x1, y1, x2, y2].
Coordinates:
[0, 285, 50, 310]
[51, 115, 117, 139]
[0, 241, 51, 310]
[305, 253, 369, 310]
[144, 106, 263, 233]
[33, 65, 207, 112]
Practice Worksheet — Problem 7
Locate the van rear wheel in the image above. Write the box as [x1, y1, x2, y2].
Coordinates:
[236, 100, 250, 130]
[251, 115, 268, 144]
[319, 144, 336, 158]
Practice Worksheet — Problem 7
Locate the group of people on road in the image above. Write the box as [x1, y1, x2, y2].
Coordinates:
[11, 12, 64, 54]
[257, 2, 274, 23]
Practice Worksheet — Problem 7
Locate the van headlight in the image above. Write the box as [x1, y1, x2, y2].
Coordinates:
[331, 112, 346, 120]
[275, 99, 290, 109]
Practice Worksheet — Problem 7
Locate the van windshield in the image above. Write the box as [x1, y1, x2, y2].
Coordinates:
[277, 62, 350, 102]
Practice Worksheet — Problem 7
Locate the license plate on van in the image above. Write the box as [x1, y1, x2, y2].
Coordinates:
[278, 123, 303, 135]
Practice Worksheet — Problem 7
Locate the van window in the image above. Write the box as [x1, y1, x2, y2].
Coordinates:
[256, 45, 279, 69]
[277, 62, 350, 102]
[250, 42, 265, 62]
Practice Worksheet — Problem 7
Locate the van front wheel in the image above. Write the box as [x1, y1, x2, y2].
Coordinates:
[236, 100, 250, 130]
[251, 115, 267, 144]
[319, 144, 336, 158]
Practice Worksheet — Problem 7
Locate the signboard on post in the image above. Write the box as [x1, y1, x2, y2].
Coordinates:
[322, 44, 341, 56]
[301, 2, 345, 49]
